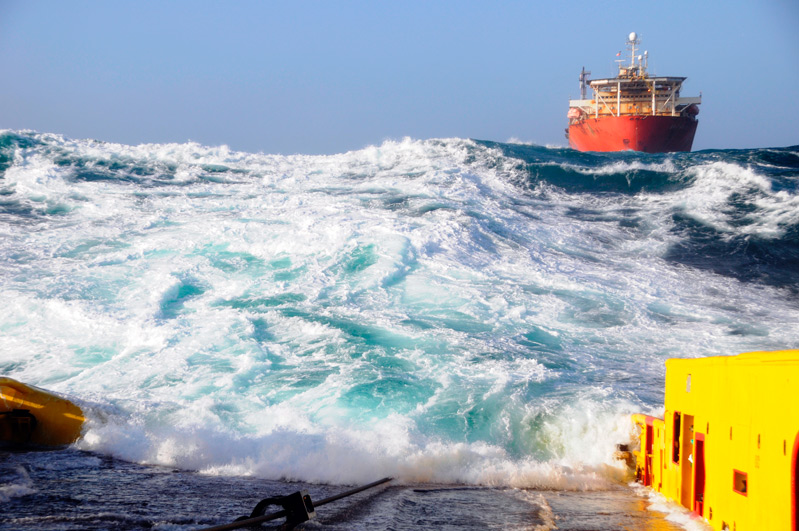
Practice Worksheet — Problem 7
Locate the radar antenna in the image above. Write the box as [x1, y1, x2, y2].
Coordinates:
[627, 32, 642, 75]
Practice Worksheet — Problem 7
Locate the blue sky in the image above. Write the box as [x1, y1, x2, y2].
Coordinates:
[1, 1, 797, 154]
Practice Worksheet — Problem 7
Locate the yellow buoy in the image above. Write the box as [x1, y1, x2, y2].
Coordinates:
[0, 377, 85, 446]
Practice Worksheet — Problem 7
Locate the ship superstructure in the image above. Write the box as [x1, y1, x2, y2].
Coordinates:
[567, 33, 701, 153]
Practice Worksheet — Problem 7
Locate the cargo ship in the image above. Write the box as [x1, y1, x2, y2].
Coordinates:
[567, 32, 701, 153]
[628, 350, 799, 531]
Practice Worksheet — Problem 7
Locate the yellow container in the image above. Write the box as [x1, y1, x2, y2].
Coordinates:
[0, 377, 85, 446]
[631, 349, 799, 530]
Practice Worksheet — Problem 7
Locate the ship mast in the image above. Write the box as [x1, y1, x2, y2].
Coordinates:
[579, 66, 591, 99]
[628, 32, 638, 70]
[625, 32, 646, 77]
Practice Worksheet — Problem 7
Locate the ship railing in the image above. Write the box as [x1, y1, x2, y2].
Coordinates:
[675, 96, 701, 106]
[567, 99, 597, 117]
[595, 91, 618, 117]
[569, 100, 656, 118]
[656, 85, 679, 116]
[673, 97, 702, 117]
[568, 95, 700, 119]
[655, 93, 701, 116]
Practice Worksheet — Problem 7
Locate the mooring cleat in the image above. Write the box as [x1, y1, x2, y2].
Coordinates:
[235, 490, 316, 530]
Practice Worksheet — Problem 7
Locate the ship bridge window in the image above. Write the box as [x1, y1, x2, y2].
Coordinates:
[672, 412, 681, 463]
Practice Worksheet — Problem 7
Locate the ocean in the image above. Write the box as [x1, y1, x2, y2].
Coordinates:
[1, 130, 797, 530]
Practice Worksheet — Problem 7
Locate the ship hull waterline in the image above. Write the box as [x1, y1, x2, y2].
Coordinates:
[568, 114, 698, 153]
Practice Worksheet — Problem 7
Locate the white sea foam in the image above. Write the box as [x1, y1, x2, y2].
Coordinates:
[632, 483, 712, 531]
[76, 400, 631, 489]
[0, 466, 36, 502]
[677, 160, 793, 237]
[567, 158, 680, 177]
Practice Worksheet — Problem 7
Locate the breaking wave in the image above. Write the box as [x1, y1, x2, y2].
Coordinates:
[1, 130, 797, 488]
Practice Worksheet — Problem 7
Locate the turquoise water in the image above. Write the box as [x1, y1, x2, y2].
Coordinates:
[1, 131, 797, 496]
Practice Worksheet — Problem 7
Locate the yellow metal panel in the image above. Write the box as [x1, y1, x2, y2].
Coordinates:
[0, 377, 85, 446]
[632, 350, 799, 531]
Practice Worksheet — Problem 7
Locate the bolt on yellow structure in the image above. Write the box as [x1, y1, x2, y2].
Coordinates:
[631, 350, 799, 531]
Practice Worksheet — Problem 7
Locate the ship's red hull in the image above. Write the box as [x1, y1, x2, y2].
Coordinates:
[568, 115, 698, 153]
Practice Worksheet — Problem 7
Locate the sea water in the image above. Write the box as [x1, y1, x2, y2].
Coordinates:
[1, 131, 797, 529]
